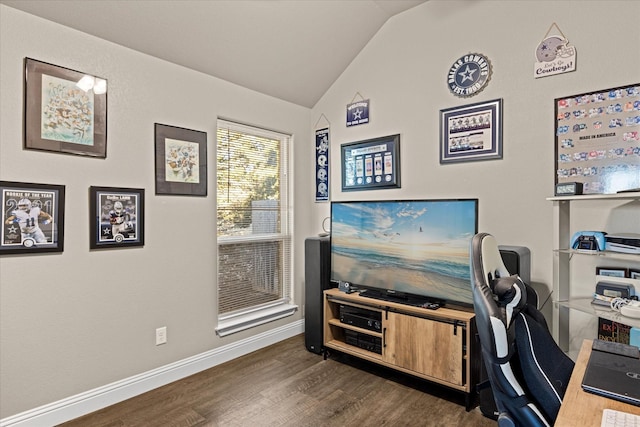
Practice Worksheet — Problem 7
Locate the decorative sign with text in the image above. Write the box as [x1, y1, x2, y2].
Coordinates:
[447, 53, 492, 98]
[346, 99, 370, 127]
[534, 24, 576, 78]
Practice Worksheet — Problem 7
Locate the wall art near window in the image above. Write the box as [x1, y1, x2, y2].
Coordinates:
[24, 58, 107, 158]
[315, 127, 330, 201]
[440, 98, 503, 164]
[0, 181, 65, 255]
[89, 186, 144, 249]
[341, 134, 400, 191]
[555, 83, 640, 195]
[154, 123, 207, 196]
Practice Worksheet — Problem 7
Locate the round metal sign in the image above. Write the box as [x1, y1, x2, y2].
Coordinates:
[447, 53, 492, 98]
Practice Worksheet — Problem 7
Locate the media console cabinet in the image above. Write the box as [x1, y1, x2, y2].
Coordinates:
[323, 288, 480, 409]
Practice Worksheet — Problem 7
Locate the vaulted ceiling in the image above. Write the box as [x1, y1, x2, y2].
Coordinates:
[1, 0, 428, 107]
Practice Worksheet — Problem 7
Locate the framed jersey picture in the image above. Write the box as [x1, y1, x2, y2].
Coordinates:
[0, 181, 65, 255]
[89, 186, 145, 249]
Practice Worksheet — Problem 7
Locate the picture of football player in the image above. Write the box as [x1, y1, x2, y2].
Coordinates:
[109, 201, 132, 238]
[4, 198, 53, 245]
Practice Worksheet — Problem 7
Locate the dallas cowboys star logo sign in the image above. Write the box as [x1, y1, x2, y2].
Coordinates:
[447, 53, 492, 98]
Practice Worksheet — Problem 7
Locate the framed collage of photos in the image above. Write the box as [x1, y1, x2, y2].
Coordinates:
[89, 186, 145, 249]
[341, 134, 400, 191]
[439, 98, 503, 164]
[24, 58, 108, 158]
[0, 181, 65, 255]
[555, 83, 640, 195]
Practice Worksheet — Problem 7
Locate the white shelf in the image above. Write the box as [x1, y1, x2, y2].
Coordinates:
[553, 249, 640, 262]
[555, 297, 640, 329]
[548, 191, 640, 352]
[547, 191, 640, 202]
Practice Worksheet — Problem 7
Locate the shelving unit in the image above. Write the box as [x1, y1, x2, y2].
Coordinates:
[547, 191, 640, 354]
[323, 288, 479, 408]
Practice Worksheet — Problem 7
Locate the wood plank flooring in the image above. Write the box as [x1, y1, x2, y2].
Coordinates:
[59, 334, 494, 426]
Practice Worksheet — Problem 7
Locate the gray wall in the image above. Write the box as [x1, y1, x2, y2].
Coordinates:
[0, 5, 313, 418]
[309, 0, 640, 296]
[1, 0, 639, 420]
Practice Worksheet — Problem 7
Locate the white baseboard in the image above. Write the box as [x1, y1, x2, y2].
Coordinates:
[0, 320, 304, 427]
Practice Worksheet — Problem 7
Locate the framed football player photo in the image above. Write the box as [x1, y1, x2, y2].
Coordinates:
[89, 186, 144, 249]
[0, 181, 65, 255]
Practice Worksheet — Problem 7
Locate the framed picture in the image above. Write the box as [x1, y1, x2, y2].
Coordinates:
[440, 98, 503, 164]
[630, 269, 640, 280]
[554, 83, 640, 195]
[89, 186, 144, 249]
[596, 266, 628, 278]
[154, 123, 207, 196]
[341, 134, 400, 191]
[24, 58, 107, 158]
[0, 181, 65, 255]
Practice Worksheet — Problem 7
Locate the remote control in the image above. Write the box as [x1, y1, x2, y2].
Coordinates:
[421, 302, 439, 310]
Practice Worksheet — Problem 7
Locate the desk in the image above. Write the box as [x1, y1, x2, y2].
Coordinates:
[555, 339, 640, 426]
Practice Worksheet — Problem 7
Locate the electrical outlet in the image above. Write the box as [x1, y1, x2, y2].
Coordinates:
[156, 326, 167, 345]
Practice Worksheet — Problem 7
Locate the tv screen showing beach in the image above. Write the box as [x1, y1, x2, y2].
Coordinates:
[330, 199, 478, 306]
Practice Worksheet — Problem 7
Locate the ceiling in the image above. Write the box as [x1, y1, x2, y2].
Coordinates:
[1, 0, 428, 108]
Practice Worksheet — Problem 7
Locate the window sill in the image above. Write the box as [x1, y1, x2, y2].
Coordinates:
[215, 302, 298, 337]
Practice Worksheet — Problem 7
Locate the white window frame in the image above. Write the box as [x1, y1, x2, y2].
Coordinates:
[215, 120, 296, 337]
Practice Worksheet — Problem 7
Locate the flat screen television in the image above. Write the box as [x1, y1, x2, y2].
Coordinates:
[330, 199, 478, 309]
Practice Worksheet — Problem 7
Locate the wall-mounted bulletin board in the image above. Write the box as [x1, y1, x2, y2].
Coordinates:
[554, 83, 640, 195]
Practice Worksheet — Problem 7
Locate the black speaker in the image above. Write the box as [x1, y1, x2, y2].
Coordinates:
[304, 236, 333, 354]
[499, 245, 531, 284]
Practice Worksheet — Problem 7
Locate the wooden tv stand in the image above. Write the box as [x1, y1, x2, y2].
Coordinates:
[323, 288, 479, 408]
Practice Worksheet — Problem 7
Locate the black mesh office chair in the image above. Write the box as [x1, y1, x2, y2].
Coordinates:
[470, 232, 574, 427]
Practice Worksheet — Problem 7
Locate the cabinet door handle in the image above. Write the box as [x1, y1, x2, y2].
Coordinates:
[383, 327, 387, 347]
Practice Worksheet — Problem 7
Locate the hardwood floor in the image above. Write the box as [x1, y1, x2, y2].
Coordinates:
[59, 334, 494, 426]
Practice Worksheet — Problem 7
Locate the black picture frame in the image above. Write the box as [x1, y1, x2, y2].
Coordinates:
[595, 266, 628, 278]
[554, 83, 640, 195]
[154, 123, 207, 196]
[440, 98, 503, 164]
[89, 186, 144, 249]
[341, 134, 400, 191]
[0, 181, 65, 255]
[24, 58, 107, 158]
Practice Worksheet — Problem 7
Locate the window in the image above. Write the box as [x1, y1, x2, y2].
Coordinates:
[215, 120, 295, 336]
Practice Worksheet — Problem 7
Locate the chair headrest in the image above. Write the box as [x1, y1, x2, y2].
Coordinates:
[491, 274, 528, 326]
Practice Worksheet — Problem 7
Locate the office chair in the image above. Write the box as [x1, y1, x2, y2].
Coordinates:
[470, 233, 574, 427]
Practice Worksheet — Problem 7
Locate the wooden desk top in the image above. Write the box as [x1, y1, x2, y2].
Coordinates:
[555, 339, 640, 426]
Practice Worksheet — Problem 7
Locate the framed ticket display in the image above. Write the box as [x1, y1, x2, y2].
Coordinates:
[341, 134, 400, 191]
[554, 83, 640, 195]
